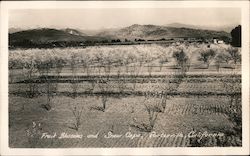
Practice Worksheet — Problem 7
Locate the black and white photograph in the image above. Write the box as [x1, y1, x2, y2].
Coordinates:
[0, 0, 249, 155]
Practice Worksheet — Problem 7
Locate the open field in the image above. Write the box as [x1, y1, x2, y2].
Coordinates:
[9, 95, 241, 147]
[9, 43, 242, 147]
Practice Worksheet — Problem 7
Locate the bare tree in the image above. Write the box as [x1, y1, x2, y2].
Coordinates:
[69, 105, 84, 131]
[90, 78, 110, 112]
[132, 94, 159, 132]
[113, 58, 123, 79]
[36, 59, 54, 111]
[129, 64, 140, 90]
[53, 58, 66, 92]
[158, 57, 168, 72]
[102, 57, 113, 79]
[144, 103, 159, 132]
[131, 65, 184, 133]
[70, 53, 80, 98]
[131, 84, 159, 132]
[147, 63, 153, 77]
[22, 59, 38, 98]
[67, 54, 85, 131]
[152, 73, 181, 113]
[81, 55, 91, 76]
[125, 54, 135, 74]
[80, 55, 96, 92]
[99, 78, 109, 112]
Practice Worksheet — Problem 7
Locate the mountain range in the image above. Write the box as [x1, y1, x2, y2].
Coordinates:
[165, 23, 236, 33]
[9, 23, 234, 48]
[94, 24, 230, 40]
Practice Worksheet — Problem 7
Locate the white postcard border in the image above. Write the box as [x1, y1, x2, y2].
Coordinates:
[0, 1, 249, 155]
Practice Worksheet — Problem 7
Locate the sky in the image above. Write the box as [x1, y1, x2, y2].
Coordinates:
[9, 8, 241, 30]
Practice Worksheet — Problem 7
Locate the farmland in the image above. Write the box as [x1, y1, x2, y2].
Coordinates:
[9, 43, 242, 147]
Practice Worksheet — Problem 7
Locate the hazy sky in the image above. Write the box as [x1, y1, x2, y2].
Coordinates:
[9, 8, 241, 29]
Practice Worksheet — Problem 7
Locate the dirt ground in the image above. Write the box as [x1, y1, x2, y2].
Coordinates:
[9, 93, 240, 147]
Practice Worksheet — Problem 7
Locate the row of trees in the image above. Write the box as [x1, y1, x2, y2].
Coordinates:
[9, 45, 241, 97]
[198, 47, 241, 71]
[9, 44, 241, 112]
[171, 45, 241, 73]
[10, 47, 242, 142]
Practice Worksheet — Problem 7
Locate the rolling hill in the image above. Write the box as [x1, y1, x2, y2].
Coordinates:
[9, 24, 231, 48]
[9, 28, 109, 48]
[166, 23, 236, 33]
[9, 28, 106, 43]
[96, 24, 231, 40]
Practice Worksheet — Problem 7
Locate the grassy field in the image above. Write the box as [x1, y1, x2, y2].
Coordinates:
[9, 43, 242, 147]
